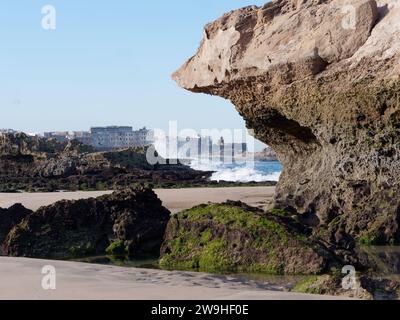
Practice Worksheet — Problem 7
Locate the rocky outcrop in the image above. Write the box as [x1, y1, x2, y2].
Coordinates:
[252, 147, 279, 161]
[0, 132, 67, 156]
[292, 274, 375, 299]
[173, 0, 400, 244]
[292, 272, 400, 300]
[0, 133, 214, 192]
[160, 201, 336, 274]
[0, 204, 32, 247]
[3, 187, 170, 258]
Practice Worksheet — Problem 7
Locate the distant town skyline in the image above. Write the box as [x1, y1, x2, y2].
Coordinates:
[0, 1, 267, 136]
[1, 122, 266, 152]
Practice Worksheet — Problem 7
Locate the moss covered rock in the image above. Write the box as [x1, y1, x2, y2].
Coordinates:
[160, 201, 333, 275]
[292, 273, 376, 300]
[2, 187, 170, 259]
[0, 204, 32, 251]
[106, 240, 128, 256]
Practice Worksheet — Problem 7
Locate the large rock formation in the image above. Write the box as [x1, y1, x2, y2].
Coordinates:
[173, 0, 400, 244]
[0, 204, 32, 247]
[3, 187, 170, 258]
[160, 202, 335, 274]
[0, 133, 213, 192]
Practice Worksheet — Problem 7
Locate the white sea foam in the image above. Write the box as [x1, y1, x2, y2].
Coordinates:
[211, 167, 281, 182]
[190, 160, 281, 183]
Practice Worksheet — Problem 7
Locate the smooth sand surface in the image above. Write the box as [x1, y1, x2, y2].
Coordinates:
[0, 257, 348, 300]
[0, 186, 276, 213]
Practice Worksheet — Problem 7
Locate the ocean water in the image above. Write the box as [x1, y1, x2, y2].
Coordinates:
[190, 160, 282, 183]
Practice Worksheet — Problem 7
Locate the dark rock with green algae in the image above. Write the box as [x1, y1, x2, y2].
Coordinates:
[292, 274, 373, 300]
[160, 201, 335, 275]
[0, 204, 32, 247]
[292, 272, 400, 300]
[2, 187, 170, 259]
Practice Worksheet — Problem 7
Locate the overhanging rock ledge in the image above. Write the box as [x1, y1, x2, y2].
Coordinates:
[173, 0, 400, 244]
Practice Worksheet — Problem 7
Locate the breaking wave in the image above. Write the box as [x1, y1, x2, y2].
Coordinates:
[190, 160, 282, 183]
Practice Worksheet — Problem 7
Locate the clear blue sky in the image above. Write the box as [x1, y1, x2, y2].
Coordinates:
[0, 0, 266, 136]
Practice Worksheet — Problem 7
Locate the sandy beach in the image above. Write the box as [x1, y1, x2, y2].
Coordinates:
[0, 187, 348, 300]
[0, 186, 276, 213]
[0, 257, 348, 300]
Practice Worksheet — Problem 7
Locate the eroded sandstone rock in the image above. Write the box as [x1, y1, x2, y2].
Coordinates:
[173, 0, 400, 244]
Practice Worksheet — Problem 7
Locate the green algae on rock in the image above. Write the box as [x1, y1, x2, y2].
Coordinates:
[160, 201, 333, 275]
[290, 273, 400, 300]
[0, 204, 33, 252]
[2, 187, 170, 259]
[292, 274, 367, 298]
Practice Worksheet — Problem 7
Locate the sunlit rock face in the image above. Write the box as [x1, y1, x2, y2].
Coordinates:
[173, 0, 400, 244]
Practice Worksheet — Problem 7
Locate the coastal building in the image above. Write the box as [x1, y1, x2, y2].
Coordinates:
[70, 131, 92, 146]
[38, 126, 154, 151]
[90, 126, 154, 151]
[231, 143, 247, 154]
[175, 135, 213, 159]
[201, 136, 213, 161]
[218, 137, 225, 162]
[91, 126, 133, 150]
[157, 134, 247, 162]
[44, 131, 69, 143]
[212, 139, 247, 161]
[134, 127, 154, 147]
[0, 129, 18, 136]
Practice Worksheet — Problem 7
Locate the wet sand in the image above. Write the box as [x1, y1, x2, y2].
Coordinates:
[0, 187, 349, 300]
[0, 257, 348, 300]
[0, 186, 276, 213]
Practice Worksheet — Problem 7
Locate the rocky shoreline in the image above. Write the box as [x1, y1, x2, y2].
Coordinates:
[1, 0, 400, 300]
[0, 132, 276, 193]
[0, 130, 397, 299]
[0, 187, 399, 299]
[173, 0, 400, 245]
[0, 132, 211, 192]
[158, 200, 400, 299]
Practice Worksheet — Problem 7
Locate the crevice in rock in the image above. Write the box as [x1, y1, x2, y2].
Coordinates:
[262, 109, 319, 145]
[377, 4, 390, 24]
